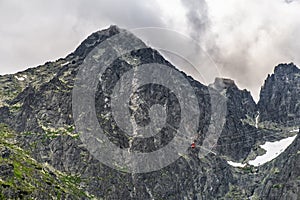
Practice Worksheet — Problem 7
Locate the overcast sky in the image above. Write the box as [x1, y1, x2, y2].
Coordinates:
[1, 0, 300, 101]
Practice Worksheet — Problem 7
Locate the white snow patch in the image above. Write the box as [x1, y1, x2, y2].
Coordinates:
[255, 113, 260, 128]
[290, 129, 299, 133]
[15, 75, 26, 81]
[61, 61, 70, 66]
[227, 161, 246, 168]
[145, 186, 155, 200]
[248, 135, 297, 166]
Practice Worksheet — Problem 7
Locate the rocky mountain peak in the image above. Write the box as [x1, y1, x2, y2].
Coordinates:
[258, 63, 300, 125]
[210, 77, 256, 120]
[274, 62, 299, 75]
[212, 77, 237, 90]
[72, 25, 122, 58]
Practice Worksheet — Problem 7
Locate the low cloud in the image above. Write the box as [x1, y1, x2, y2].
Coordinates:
[0, 0, 165, 74]
[0, 0, 300, 101]
[180, 0, 300, 100]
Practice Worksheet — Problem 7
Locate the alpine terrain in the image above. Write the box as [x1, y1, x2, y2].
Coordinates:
[0, 26, 299, 199]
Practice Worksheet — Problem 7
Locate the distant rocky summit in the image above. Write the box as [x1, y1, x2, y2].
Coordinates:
[258, 63, 300, 126]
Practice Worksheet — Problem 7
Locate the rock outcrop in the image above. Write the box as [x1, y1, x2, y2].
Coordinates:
[258, 63, 300, 126]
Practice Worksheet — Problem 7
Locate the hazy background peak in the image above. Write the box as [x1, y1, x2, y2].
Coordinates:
[1, 0, 300, 101]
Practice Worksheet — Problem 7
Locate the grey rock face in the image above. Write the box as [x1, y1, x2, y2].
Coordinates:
[258, 63, 300, 126]
[211, 78, 260, 161]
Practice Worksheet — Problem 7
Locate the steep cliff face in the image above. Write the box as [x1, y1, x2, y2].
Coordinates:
[213, 78, 257, 120]
[0, 26, 299, 199]
[211, 78, 260, 162]
[258, 63, 300, 126]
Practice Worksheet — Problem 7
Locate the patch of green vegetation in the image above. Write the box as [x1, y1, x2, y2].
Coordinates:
[113, 163, 129, 173]
[271, 167, 280, 174]
[40, 125, 79, 140]
[241, 165, 255, 173]
[250, 194, 261, 200]
[272, 183, 283, 189]
[66, 125, 75, 133]
[0, 123, 91, 199]
[240, 114, 256, 127]
[0, 76, 23, 106]
[9, 103, 22, 113]
[223, 185, 248, 199]
[244, 144, 267, 163]
[259, 121, 284, 131]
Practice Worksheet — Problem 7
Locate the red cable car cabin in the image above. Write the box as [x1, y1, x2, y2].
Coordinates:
[191, 142, 196, 149]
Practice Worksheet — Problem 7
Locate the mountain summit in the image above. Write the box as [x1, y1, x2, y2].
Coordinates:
[258, 63, 300, 125]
